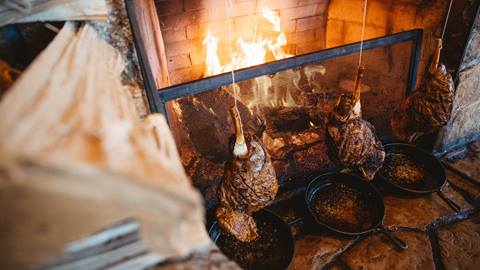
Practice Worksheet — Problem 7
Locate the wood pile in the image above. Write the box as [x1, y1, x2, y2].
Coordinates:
[0, 0, 107, 27]
[0, 23, 210, 269]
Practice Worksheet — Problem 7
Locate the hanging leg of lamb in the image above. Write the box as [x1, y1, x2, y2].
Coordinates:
[326, 66, 385, 181]
[391, 38, 454, 142]
[216, 106, 278, 242]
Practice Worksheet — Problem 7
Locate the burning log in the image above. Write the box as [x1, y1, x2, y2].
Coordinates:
[216, 106, 278, 242]
[326, 66, 385, 181]
[176, 89, 263, 163]
[391, 39, 454, 142]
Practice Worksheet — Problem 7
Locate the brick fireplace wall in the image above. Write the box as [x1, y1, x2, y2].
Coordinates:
[326, 0, 450, 83]
[155, 0, 329, 85]
[156, 0, 459, 86]
[151, 0, 478, 203]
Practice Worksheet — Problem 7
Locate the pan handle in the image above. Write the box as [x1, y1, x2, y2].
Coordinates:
[376, 227, 408, 251]
[436, 190, 461, 212]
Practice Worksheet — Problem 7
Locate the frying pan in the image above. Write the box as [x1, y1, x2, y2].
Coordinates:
[377, 143, 461, 212]
[208, 209, 294, 270]
[305, 172, 408, 251]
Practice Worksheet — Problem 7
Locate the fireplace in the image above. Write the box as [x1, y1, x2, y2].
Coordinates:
[123, 0, 480, 269]
[152, 30, 423, 207]
[127, 0, 424, 205]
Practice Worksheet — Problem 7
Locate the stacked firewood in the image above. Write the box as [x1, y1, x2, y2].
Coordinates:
[0, 23, 210, 269]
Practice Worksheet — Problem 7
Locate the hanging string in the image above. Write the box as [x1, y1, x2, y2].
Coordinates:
[224, 0, 238, 109]
[441, 0, 454, 41]
[358, 0, 368, 67]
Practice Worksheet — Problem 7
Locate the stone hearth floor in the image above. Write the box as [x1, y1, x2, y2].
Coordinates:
[156, 141, 480, 270]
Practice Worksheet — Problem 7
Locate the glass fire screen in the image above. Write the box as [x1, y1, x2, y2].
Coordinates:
[151, 30, 422, 204]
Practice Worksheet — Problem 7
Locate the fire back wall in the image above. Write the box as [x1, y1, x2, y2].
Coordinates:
[155, 0, 458, 86]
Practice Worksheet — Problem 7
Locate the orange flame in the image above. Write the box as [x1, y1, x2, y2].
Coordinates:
[203, 7, 305, 109]
[203, 30, 223, 76]
[203, 7, 291, 76]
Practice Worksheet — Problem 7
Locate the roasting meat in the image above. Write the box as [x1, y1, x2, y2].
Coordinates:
[216, 106, 278, 242]
[391, 39, 454, 142]
[326, 66, 385, 181]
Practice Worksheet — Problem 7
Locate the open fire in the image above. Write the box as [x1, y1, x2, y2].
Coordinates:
[201, 7, 310, 109]
[203, 7, 292, 77]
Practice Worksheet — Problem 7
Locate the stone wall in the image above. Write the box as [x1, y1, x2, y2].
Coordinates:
[437, 9, 480, 152]
[155, 0, 329, 84]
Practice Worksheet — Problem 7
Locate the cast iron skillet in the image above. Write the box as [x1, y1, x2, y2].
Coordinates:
[305, 172, 408, 251]
[208, 209, 294, 270]
[377, 143, 461, 212]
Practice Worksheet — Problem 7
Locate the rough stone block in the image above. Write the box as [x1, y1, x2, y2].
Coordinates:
[155, 0, 184, 16]
[184, 0, 209, 11]
[279, 4, 324, 22]
[167, 54, 191, 71]
[297, 15, 326, 32]
[460, 15, 480, 70]
[162, 29, 187, 43]
[169, 67, 193, 85]
[383, 195, 451, 229]
[186, 24, 199, 39]
[291, 235, 353, 270]
[343, 23, 385, 44]
[296, 40, 325, 54]
[364, 24, 387, 40]
[326, 19, 344, 48]
[205, 1, 256, 21]
[315, 27, 326, 44]
[342, 22, 362, 43]
[439, 65, 480, 150]
[366, 0, 388, 27]
[294, 29, 317, 44]
[234, 28, 256, 42]
[165, 39, 201, 57]
[342, 231, 435, 270]
[255, 0, 298, 11]
[391, 4, 417, 32]
[327, 0, 365, 23]
[160, 9, 206, 31]
[189, 50, 205, 66]
[201, 19, 235, 38]
[435, 213, 480, 270]
[282, 19, 297, 33]
[298, 0, 330, 8]
[233, 15, 257, 32]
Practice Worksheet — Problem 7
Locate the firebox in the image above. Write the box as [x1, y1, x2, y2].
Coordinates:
[126, 0, 423, 206]
[120, 1, 480, 269]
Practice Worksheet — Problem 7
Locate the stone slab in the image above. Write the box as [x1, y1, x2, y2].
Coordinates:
[341, 230, 435, 270]
[435, 213, 480, 270]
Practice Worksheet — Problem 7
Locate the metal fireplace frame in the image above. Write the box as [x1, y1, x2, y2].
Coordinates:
[125, 2, 423, 118]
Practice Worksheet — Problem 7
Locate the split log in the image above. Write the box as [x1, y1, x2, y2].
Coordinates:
[0, 23, 210, 269]
[0, 0, 107, 27]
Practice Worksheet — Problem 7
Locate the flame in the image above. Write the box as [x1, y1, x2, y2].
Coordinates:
[203, 7, 291, 76]
[262, 7, 281, 32]
[203, 7, 298, 108]
[203, 30, 223, 76]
